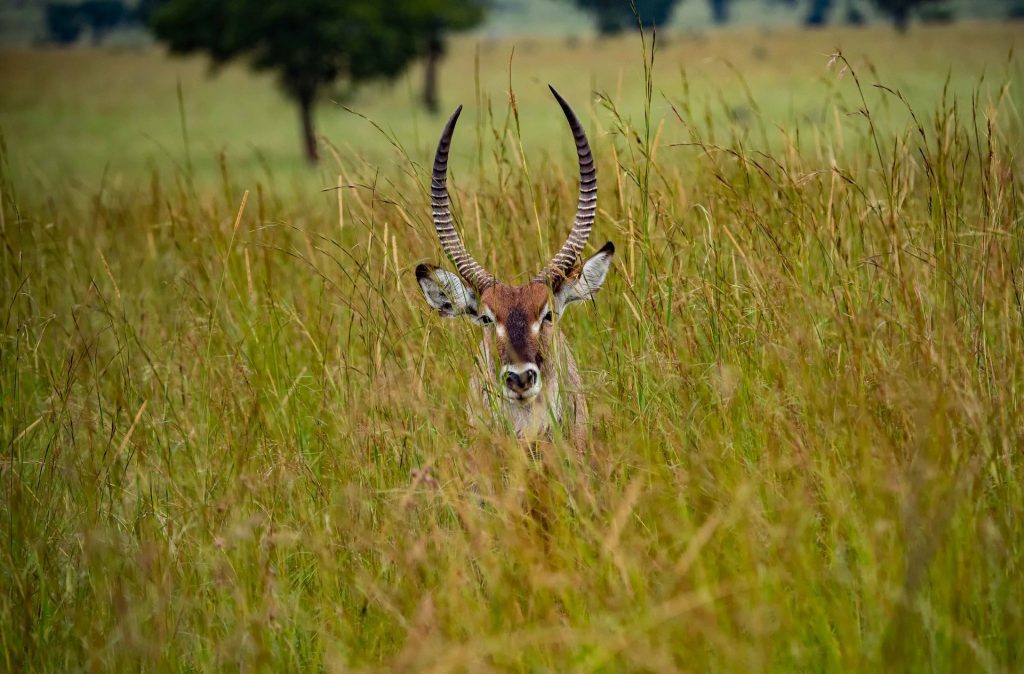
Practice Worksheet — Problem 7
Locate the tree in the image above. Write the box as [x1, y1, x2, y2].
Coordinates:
[804, 0, 833, 25]
[870, 0, 944, 31]
[134, 0, 164, 24]
[570, 0, 681, 35]
[150, 0, 484, 164]
[708, 0, 730, 24]
[78, 0, 127, 44]
[45, 3, 84, 44]
[406, 1, 483, 114]
[45, 0, 128, 45]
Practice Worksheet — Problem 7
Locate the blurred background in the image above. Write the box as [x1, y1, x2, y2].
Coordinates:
[3, 0, 1021, 44]
[1, 0, 1021, 184]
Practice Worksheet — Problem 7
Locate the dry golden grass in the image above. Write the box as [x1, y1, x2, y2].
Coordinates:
[1, 22, 1022, 672]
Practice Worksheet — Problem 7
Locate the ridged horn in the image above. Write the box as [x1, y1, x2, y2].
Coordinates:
[535, 85, 597, 283]
[430, 105, 494, 290]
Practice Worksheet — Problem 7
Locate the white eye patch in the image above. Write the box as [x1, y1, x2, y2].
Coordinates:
[531, 303, 550, 334]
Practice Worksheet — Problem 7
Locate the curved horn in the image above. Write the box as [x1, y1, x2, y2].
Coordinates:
[535, 85, 597, 283]
[430, 105, 494, 290]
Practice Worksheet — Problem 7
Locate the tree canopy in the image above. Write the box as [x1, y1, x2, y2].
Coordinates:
[45, 1, 131, 45]
[150, 0, 483, 163]
[569, 0, 681, 35]
[869, 0, 944, 30]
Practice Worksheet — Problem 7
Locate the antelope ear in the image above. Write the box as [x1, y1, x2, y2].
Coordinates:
[416, 264, 479, 318]
[553, 241, 614, 313]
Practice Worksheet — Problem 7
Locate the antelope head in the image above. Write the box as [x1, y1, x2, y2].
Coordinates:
[415, 86, 613, 433]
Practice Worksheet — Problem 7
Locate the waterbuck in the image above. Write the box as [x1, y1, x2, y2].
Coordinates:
[415, 86, 614, 443]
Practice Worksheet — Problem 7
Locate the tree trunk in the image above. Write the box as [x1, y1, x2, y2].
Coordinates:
[804, 0, 832, 26]
[596, 13, 625, 35]
[709, 0, 730, 25]
[298, 91, 318, 164]
[893, 6, 910, 32]
[422, 32, 443, 114]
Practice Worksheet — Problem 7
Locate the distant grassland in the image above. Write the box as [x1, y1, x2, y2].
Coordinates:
[1, 23, 1020, 185]
[2, 23, 1024, 672]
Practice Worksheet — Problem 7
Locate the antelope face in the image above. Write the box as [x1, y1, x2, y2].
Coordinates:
[416, 242, 614, 403]
[414, 85, 613, 428]
[483, 282, 553, 401]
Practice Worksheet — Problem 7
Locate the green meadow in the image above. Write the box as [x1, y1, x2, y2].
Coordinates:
[1, 22, 1023, 672]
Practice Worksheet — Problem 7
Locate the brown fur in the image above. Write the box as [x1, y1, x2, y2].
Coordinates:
[418, 245, 613, 446]
[470, 281, 588, 446]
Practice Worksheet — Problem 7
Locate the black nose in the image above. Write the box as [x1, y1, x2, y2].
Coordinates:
[505, 369, 537, 393]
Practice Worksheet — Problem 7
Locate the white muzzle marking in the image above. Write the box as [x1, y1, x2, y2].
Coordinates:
[500, 363, 542, 402]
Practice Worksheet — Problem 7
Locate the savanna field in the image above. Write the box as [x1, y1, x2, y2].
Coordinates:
[1, 22, 1023, 672]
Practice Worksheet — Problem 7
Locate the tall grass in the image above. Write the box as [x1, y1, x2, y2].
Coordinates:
[1, 27, 1023, 672]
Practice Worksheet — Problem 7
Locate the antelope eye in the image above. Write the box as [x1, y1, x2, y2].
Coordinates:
[543, 311, 553, 323]
[479, 315, 493, 326]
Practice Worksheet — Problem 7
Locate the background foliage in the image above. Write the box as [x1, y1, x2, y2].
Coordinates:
[150, 0, 483, 161]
